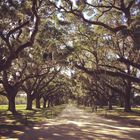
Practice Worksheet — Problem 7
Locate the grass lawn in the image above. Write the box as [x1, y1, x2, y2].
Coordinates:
[98, 107, 140, 126]
[0, 104, 66, 126]
[0, 104, 66, 139]
[78, 105, 140, 126]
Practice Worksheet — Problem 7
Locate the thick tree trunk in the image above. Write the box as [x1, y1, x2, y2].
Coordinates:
[43, 98, 47, 108]
[8, 95, 16, 114]
[50, 100, 53, 107]
[48, 99, 51, 108]
[119, 95, 124, 107]
[124, 78, 132, 112]
[120, 102, 124, 107]
[36, 97, 40, 108]
[48, 101, 50, 108]
[124, 92, 131, 112]
[108, 95, 113, 110]
[26, 95, 33, 110]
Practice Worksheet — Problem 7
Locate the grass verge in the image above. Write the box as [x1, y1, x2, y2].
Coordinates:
[0, 104, 66, 126]
[78, 105, 140, 126]
[0, 104, 66, 139]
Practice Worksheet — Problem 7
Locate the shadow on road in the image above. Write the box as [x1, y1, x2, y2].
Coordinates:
[0, 105, 140, 140]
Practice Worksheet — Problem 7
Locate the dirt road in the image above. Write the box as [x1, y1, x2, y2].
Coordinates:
[18, 105, 140, 140]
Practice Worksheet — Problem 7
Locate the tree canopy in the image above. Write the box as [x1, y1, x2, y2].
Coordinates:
[0, 0, 140, 113]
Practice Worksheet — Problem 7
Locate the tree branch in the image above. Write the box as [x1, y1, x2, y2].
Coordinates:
[75, 64, 140, 83]
[6, 21, 29, 39]
[118, 57, 140, 70]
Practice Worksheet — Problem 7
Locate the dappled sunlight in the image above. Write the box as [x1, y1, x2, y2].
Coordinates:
[12, 130, 24, 135]
[95, 123, 140, 131]
[0, 105, 140, 140]
[1, 138, 19, 140]
[67, 120, 91, 127]
[5, 119, 15, 123]
[19, 105, 140, 140]
[52, 133, 61, 136]
[33, 126, 41, 130]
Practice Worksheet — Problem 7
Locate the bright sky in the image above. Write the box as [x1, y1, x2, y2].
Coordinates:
[61, 68, 75, 77]
[56, 0, 95, 20]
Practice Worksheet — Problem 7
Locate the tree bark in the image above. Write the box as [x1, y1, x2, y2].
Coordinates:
[48, 99, 51, 108]
[124, 92, 131, 112]
[8, 95, 16, 114]
[119, 95, 124, 107]
[43, 98, 47, 108]
[36, 97, 41, 108]
[108, 95, 113, 110]
[26, 95, 33, 110]
[50, 101, 53, 107]
[124, 78, 132, 112]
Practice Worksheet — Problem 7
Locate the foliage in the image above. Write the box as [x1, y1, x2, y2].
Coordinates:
[0, 0, 140, 114]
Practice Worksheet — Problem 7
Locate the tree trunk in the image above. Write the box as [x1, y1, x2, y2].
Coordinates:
[26, 95, 33, 110]
[48, 99, 51, 108]
[119, 95, 124, 107]
[50, 100, 53, 107]
[124, 78, 132, 112]
[43, 98, 47, 108]
[124, 92, 131, 112]
[8, 95, 16, 114]
[36, 97, 40, 108]
[43, 100, 47, 108]
[108, 95, 113, 110]
[124, 66, 132, 112]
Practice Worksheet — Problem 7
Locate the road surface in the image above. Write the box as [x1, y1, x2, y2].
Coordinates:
[18, 105, 140, 140]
